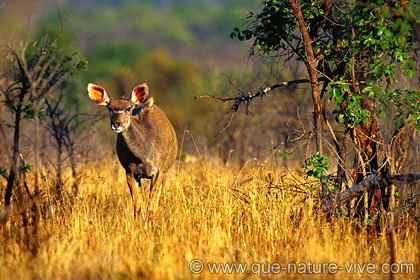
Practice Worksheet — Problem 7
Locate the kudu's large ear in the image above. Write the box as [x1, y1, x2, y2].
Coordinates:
[87, 83, 110, 106]
[131, 83, 149, 105]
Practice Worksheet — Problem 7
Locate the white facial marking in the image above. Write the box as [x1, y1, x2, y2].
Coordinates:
[112, 126, 124, 133]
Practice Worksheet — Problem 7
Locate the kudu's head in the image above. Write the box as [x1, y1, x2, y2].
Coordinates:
[88, 83, 150, 133]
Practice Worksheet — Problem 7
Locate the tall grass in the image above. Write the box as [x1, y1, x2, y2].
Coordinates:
[0, 157, 418, 279]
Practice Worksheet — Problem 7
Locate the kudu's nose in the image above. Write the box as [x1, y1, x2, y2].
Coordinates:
[111, 122, 122, 131]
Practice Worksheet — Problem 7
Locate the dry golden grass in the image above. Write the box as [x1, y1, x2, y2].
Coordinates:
[0, 156, 419, 279]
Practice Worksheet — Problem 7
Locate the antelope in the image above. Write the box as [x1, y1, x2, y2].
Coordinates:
[87, 83, 178, 218]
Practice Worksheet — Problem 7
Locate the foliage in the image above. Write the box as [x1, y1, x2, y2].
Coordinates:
[231, 0, 311, 56]
[18, 162, 31, 173]
[0, 9, 88, 205]
[381, 89, 420, 129]
[232, 0, 419, 131]
[227, 1, 420, 229]
[302, 152, 330, 184]
[1, 18, 87, 122]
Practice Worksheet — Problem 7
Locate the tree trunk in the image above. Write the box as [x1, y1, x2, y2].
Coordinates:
[65, 140, 79, 196]
[5, 90, 25, 205]
[347, 98, 381, 229]
[337, 131, 350, 186]
[354, 99, 379, 182]
[287, 0, 323, 154]
[389, 121, 414, 228]
[353, 99, 380, 230]
[31, 105, 41, 257]
[55, 139, 63, 199]
[33, 105, 41, 196]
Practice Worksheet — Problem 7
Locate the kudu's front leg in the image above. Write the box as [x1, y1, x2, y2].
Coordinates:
[147, 173, 164, 220]
[126, 173, 141, 218]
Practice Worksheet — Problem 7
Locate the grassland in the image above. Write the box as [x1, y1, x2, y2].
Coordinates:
[0, 156, 419, 279]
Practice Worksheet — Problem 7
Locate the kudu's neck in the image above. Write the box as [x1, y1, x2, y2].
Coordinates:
[121, 114, 144, 151]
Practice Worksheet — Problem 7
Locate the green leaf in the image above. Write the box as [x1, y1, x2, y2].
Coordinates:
[406, 68, 414, 78]
[380, 41, 389, 50]
[18, 162, 31, 173]
[379, 107, 386, 119]
[384, 29, 392, 39]
[372, 85, 384, 95]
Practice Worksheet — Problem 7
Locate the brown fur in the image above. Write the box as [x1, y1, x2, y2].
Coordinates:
[88, 83, 177, 218]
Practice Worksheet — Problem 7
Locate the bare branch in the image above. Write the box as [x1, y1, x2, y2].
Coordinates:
[196, 78, 328, 112]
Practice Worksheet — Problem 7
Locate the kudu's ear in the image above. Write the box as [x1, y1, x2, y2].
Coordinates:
[131, 83, 149, 104]
[87, 83, 110, 106]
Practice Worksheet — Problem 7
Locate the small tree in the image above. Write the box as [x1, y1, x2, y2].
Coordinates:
[0, 45, 33, 205]
[0, 10, 87, 205]
[45, 92, 101, 197]
[203, 0, 420, 226]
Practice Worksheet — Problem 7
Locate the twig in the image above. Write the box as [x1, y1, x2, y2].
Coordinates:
[215, 112, 236, 139]
[325, 118, 339, 149]
[305, 128, 314, 160]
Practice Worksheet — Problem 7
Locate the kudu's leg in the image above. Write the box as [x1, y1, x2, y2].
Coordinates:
[147, 173, 164, 220]
[126, 172, 141, 218]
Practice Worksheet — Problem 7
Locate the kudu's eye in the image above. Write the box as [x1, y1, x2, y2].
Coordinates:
[109, 109, 117, 116]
